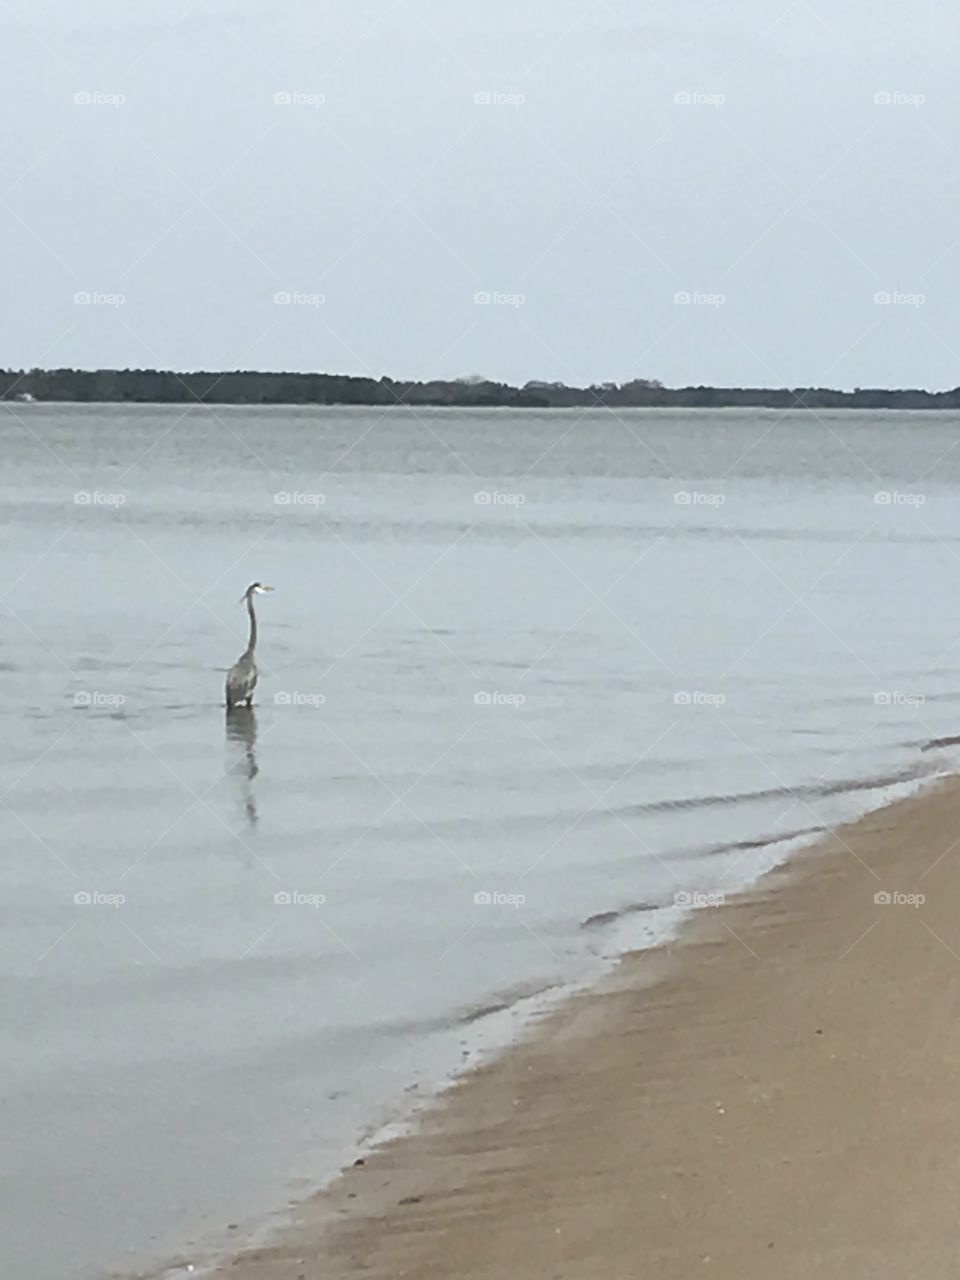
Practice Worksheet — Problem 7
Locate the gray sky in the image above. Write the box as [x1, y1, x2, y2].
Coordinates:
[2, 0, 958, 388]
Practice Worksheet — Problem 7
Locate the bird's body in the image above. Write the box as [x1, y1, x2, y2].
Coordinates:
[225, 650, 258, 709]
[225, 583, 272, 710]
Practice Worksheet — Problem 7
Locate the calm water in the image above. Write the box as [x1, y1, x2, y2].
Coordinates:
[4, 403, 960, 1279]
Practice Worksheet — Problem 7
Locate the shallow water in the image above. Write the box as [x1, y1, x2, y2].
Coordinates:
[3, 403, 960, 1278]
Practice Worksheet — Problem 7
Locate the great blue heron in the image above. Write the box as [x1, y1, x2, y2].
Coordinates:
[225, 583, 273, 710]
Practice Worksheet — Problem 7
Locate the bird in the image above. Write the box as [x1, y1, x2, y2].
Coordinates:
[225, 582, 273, 711]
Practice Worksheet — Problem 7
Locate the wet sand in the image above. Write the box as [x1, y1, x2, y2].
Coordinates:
[214, 774, 960, 1279]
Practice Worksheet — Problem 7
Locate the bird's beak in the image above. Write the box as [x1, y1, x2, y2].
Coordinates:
[261, 584, 274, 592]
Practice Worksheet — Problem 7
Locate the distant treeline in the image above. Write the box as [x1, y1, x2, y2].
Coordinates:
[2, 369, 960, 410]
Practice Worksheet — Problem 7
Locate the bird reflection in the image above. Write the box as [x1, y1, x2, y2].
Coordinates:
[226, 706, 259, 827]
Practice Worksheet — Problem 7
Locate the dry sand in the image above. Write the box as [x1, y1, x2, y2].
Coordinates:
[215, 776, 960, 1279]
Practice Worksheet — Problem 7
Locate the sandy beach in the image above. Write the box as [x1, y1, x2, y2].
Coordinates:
[212, 773, 960, 1280]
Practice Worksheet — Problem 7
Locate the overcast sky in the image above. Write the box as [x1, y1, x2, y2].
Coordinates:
[1, 0, 958, 388]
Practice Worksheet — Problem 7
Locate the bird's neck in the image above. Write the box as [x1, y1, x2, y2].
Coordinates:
[245, 592, 258, 654]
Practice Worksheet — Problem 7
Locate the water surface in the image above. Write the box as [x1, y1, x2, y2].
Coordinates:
[2, 404, 958, 1278]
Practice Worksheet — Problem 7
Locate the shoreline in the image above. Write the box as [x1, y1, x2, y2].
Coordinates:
[209, 771, 960, 1279]
[10, 385, 960, 412]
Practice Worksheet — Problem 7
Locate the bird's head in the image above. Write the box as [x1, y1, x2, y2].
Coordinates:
[242, 582, 274, 601]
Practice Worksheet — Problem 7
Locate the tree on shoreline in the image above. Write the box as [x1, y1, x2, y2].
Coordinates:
[1, 368, 957, 410]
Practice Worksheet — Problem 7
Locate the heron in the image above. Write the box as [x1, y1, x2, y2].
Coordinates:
[225, 582, 273, 711]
